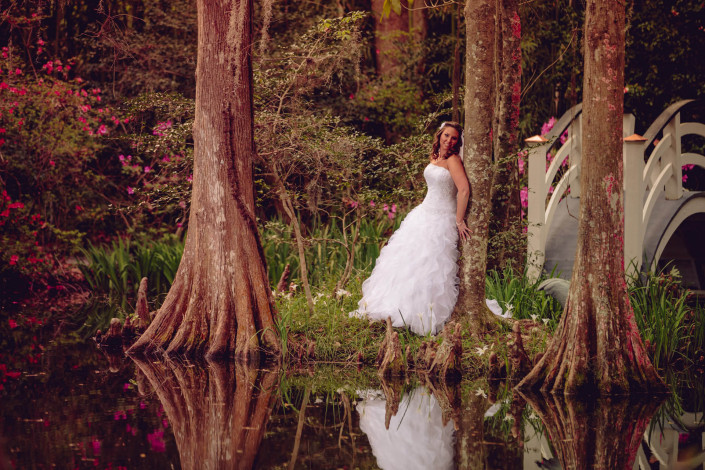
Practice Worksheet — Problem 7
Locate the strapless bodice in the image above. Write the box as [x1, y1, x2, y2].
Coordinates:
[420, 164, 457, 215]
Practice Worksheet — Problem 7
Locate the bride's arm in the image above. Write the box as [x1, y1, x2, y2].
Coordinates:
[447, 155, 471, 241]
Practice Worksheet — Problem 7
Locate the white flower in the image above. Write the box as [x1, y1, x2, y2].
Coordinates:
[336, 289, 351, 298]
[542, 318, 550, 325]
[475, 388, 487, 398]
[530, 314, 538, 322]
[505, 303, 514, 314]
[474, 345, 489, 356]
[503, 414, 515, 422]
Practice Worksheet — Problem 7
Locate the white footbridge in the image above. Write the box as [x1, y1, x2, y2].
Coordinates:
[526, 100, 705, 289]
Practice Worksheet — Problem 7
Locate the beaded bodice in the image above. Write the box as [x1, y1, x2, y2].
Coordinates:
[420, 164, 457, 215]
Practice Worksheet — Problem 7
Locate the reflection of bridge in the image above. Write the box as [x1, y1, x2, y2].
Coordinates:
[526, 100, 705, 290]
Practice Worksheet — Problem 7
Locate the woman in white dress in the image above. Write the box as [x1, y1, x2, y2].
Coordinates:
[354, 122, 473, 335]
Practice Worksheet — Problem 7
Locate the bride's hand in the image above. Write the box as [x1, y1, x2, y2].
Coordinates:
[456, 220, 471, 241]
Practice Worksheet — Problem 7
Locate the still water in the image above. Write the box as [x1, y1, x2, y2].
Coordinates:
[1, 332, 703, 469]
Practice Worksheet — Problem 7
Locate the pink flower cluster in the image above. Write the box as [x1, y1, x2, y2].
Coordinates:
[682, 164, 695, 183]
[152, 120, 172, 137]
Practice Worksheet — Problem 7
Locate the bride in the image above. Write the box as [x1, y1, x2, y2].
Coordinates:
[354, 122, 502, 335]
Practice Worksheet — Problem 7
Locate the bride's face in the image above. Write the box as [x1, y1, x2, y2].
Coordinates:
[439, 127, 459, 154]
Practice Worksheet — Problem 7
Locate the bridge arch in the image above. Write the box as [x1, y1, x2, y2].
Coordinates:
[526, 100, 705, 282]
[650, 194, 705, 290]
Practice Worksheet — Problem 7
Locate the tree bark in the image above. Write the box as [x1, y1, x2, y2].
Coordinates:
[127, 0, 280, 362]
[517, 0, 664, 395]
[451, 0, 463, 123]
[488, 0, 523, 272]
[452, 0, 501, 331]
[371, 0, 409, 75]
[131, 358, 279, 470]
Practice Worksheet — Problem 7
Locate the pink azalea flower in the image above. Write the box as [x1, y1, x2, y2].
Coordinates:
[520, 186, 529, 209]
[541, 117, 557, 136]
[147, 430, 166, 453]
[127, 187, 134, 195]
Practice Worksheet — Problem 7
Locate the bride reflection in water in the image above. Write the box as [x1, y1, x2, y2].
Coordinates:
[356, 387, 455, 470]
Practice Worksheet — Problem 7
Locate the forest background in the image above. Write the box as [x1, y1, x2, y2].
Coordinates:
[1, 0, 704, 325]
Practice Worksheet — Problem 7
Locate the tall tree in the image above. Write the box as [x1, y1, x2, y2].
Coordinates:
[517, 0, 664, 395]
[372, 0, 427, 76]
[488, 0, 523, 271]
[452, 0, 503, 330]
[128, 0, 280, 361]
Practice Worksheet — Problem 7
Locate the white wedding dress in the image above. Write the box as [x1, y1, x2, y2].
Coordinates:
[354, 163, 504, 335]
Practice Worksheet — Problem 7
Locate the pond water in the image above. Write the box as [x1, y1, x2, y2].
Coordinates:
[1, 322, 703, 469]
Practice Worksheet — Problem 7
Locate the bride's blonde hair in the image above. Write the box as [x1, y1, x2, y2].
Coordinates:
[430, 121, 463, 159]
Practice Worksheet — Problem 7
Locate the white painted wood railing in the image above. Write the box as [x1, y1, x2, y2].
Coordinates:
[526, 99, 705, 280]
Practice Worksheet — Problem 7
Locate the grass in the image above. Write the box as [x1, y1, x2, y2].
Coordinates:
[78, 236, 184, 310]
[629, 267, 704, 370]
[261, 214, 400, 287]
[75, 220, 705, 377]
[485, 266, 564, 330]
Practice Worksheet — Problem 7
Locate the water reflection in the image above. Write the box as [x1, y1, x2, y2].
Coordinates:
[520, 391, 664, 470]
[356, 386, 455, 469]
[2, 326, 703, 470]
[131, 358, 278, 470]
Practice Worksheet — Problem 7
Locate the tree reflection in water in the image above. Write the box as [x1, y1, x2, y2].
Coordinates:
[131, 358, 278, 470]
[520, 391, 664, 470]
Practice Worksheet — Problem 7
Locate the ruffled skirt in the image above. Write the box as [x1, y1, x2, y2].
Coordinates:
[355, 203, 459, 335]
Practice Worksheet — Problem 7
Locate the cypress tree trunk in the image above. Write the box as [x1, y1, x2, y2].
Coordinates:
[517, 0, 664, 395]
[488, 0, 523, 272]
[370, 0, 409, 75]
[128, 0, 280, 362]
[453, 0, 500, 330]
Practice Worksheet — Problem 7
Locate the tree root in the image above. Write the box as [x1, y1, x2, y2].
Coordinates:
[427, 322, 463, 380]
[376, 317, 404, 378]
[135, 277, 150, 329]
[508, 322, 531, 382]
[276, 263, 291, 294]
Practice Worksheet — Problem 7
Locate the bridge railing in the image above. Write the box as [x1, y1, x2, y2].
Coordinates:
[526, 104, 582, 280]
[526, 99, 705, 280]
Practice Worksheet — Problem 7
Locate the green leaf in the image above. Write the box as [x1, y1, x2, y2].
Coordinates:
[382, 0, 391, 19]
[391, 0, 402, 15]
